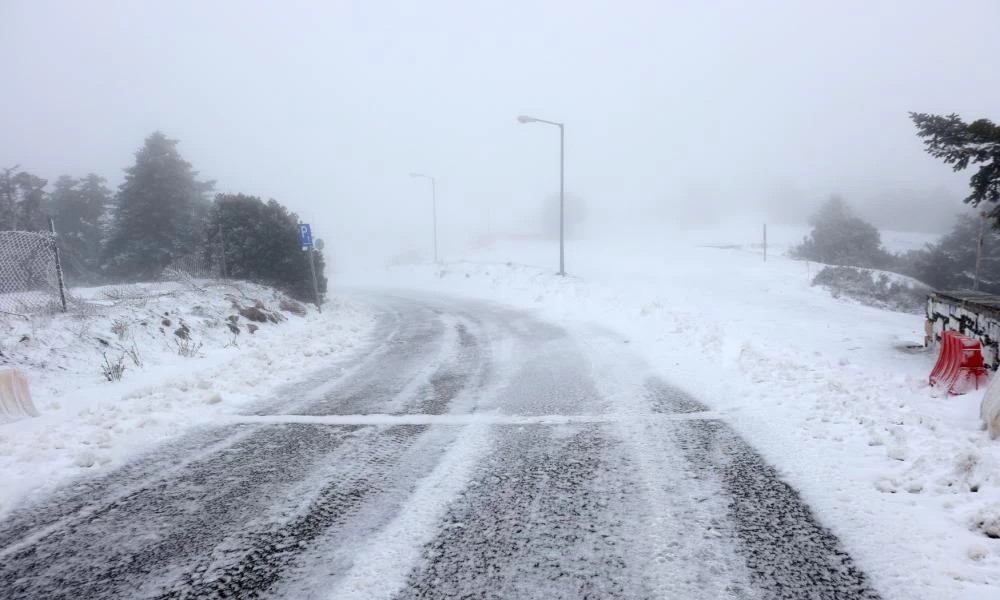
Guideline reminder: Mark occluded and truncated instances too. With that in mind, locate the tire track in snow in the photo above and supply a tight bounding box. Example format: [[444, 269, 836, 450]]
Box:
[[673, 419, 881, 600], [150, 424, 430, 599], [283, 304, 446, 416], [396, 423, 646, 599], [0, 297, 497, 599], [0, 424, 359, 600], [0, 424, 254, 553]]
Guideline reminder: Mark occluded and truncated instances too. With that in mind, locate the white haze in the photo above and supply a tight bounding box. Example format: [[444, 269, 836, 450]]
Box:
[[2, 0, 998, 270]]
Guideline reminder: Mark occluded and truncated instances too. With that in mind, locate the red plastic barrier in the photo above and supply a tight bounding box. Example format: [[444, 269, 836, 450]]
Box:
[[929, 331, 988, 395]]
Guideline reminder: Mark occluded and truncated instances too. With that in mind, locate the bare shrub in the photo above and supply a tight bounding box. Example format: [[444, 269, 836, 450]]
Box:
[[101, 352, 126, 382], [174, 337, 203, 358], [123, 339, 143, 368], [111, 319, 129, 339], [812, 266, 927, 313], [224, 333, 239, 349]]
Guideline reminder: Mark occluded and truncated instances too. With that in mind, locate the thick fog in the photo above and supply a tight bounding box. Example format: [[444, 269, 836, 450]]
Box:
[[2, 0, 998, 270]]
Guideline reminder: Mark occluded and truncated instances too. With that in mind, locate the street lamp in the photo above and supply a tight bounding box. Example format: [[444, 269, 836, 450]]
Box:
[[409, 172, 438, 263], [517, 114, 565, 276]]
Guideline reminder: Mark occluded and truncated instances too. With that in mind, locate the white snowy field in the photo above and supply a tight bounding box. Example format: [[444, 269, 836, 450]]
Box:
[[0, 280, 375, 517], [341, 222, 999, 600]]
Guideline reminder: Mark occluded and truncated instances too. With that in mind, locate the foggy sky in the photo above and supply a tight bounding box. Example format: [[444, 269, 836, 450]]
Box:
[[3, 0, 999, 269]]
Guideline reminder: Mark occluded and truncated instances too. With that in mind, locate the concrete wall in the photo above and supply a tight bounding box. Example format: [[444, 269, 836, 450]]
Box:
[[926, 295, 1000, 370]]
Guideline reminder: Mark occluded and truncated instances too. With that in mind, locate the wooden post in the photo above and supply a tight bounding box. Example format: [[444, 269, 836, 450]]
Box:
[[763, 223, 767, 262]]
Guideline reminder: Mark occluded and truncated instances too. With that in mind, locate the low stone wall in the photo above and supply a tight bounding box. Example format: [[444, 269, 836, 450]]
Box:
[[926, 291, 1000, 371]]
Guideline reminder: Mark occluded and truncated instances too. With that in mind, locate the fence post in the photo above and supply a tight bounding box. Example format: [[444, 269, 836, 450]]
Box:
[[48, 217, 68, 312]]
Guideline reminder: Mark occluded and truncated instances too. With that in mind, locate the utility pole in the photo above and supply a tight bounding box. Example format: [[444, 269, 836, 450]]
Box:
[[974, 213, 986, 291], [763, 223, 767, 262]]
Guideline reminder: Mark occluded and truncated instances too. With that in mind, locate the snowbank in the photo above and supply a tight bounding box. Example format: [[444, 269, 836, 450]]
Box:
[[0, 280, 375, 515], [341, 225, 1000, 600]]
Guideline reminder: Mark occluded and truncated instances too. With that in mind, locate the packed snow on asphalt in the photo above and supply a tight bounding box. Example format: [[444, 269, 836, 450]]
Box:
[[4, 292, 881, 599], [0, 224, 998, 600]]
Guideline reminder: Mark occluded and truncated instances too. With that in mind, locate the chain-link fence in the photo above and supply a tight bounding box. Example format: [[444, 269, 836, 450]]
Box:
[[0, 229, 67, 316], [166, 251, 223, 280]]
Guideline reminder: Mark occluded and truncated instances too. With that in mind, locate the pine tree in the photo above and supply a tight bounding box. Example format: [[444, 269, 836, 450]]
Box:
[[0, 167, 49, 231], [15, 172, 49, 231], [206, 194, 327, 302], [910, 112, 1000, 221], [904, 213, 1000, 293], [50, 174, 110, 282], [103, 132, 214, 279], [792, 196, 893, 268], [0, 167, 17, 229]]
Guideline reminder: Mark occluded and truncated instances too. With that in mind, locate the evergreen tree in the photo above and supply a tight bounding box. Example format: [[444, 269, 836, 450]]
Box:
[[0, 167, 49, 231], [15, 171, 49, 231], [103, 132, 214, 279], [0, 167, 18, 229], [792, 196, 893, 268], [50, 173, 110, 282], [910, 112, 1000, 221], [205, 193, 327, 302], [903, 213, 1000, 293]]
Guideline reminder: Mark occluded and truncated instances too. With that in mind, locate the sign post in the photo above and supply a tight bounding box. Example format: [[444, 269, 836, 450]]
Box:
[[299, 223, 322, 312]]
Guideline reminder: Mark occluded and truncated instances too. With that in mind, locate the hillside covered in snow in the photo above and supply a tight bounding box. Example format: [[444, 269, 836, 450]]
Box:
[[0, 279, 374, 515]]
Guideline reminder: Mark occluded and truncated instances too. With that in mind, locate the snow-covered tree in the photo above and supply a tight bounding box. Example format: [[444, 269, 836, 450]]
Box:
[[0, 167, 49, 231], [102, 132, 213, 279], [50, 174, 110, 282]]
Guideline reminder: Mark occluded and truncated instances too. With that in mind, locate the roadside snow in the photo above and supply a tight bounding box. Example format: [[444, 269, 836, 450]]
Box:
[[340, 223, 1000, 600], [0, 280, 375, 516]]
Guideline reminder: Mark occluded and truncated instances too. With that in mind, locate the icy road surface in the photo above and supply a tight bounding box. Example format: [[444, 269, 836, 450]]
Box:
[[0, 294, 881, 599]]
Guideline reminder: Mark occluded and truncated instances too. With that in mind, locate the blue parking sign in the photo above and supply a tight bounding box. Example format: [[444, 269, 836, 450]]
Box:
[[299, 223, 313, 249]]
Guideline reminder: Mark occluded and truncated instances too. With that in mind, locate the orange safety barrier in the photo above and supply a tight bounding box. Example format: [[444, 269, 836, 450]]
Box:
[[929, 331, 988, 395]]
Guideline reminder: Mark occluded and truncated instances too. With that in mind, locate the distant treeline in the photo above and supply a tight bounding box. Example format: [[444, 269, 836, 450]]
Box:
[[1, 132, 325, 302], [792, 196, 1000, 294]]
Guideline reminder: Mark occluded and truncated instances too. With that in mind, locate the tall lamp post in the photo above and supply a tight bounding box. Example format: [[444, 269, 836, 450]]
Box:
[[409, 172, 438, 263], [517, 114, 565, 276]]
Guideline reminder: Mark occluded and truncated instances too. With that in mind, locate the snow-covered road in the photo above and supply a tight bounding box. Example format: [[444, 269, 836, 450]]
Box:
[[0, 293, 881, 599]]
